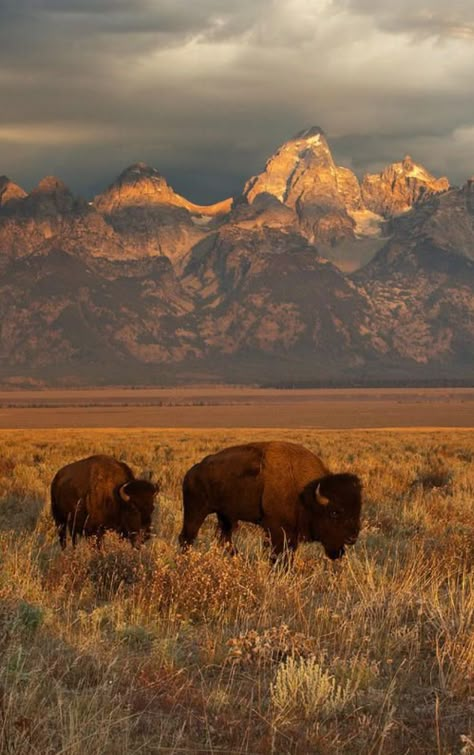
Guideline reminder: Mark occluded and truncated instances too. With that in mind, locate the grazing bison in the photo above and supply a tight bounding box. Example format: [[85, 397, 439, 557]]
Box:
[[51, 454, 159, 548], [179, 441, 362, 561]]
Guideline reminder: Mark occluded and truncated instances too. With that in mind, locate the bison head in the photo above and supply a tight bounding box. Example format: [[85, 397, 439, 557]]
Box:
[[117, 479, 159, 546], [307, 473, 362, 560]]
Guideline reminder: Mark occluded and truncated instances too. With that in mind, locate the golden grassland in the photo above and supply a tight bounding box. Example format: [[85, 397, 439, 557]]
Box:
[[0, 428, 472, 754]]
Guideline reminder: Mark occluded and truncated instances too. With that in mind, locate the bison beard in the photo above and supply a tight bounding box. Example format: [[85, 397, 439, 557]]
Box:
[[179, 441, 362, 562]]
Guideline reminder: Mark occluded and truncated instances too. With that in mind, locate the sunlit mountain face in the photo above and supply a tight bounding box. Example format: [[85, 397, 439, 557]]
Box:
[[0, 128, 472, 387]]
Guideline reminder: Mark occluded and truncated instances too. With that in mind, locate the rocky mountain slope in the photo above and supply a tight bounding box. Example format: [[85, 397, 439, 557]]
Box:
[[361, 155, 450, 218], [0, 128, 471, 386]]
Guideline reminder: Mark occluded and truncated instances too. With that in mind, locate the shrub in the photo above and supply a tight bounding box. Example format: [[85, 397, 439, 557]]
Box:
[[271, 656, 355, 720], [87, 538, 156, 600], [17, 601, 44, 633], [155, 545, 261, 622], [117, 624, 155, 651], [227, 624, 314, 667]]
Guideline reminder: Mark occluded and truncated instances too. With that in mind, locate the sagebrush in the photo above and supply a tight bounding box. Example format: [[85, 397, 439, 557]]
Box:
[[0, 428, 472, 753]]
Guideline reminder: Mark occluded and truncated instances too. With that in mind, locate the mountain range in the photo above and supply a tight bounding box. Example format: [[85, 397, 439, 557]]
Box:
[[0, 127, 472, 387]]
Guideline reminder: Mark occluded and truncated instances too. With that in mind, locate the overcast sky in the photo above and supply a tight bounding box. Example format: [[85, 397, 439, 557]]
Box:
[[1, 0, 473, 202]]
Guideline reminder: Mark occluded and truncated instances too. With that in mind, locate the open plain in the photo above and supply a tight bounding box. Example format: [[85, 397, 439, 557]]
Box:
[[0, 386, 472, 429], [0, 424, 473, 754]]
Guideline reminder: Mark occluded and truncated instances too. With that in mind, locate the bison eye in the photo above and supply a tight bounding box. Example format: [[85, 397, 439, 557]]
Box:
[[329, 510, 339, 519]]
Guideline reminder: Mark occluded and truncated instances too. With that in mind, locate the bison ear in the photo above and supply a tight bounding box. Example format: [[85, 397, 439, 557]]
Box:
[[118, 482, 131, 504], [315, 482, 330, 507]]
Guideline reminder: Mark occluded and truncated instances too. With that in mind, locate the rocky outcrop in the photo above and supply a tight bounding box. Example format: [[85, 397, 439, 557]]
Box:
[[0, 176, 27, 208], [361, 155, 450, 217], [240, 127, 362, 245]]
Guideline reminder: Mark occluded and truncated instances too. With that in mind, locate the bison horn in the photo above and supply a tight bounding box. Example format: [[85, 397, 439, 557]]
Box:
[[118, 483, 131, 503], [315, 483, 330, 506]]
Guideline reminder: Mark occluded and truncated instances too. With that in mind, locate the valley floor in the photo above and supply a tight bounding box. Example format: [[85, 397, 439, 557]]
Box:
[[0, 386, 472, 428], [0, 428, 473, 753]]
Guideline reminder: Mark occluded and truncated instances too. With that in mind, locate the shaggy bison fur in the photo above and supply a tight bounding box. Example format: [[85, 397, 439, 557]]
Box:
[[179, 441, 362, 561], [51, 454, 158, 548]]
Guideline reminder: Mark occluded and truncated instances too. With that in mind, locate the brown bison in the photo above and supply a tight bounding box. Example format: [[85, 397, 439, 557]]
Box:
[[179, 441, 362, 561], [51, 454, 159, 548]]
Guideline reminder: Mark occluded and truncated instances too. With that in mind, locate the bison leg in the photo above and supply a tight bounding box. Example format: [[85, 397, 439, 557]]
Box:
[[265, 526, 296, 567], [179, 508, 208, 550], [92, 528, 105, 550], [216, 514, 238, 555], [68, 506, 85, 548], [69, 520, 79, 547], [57, 523, 67, 550]]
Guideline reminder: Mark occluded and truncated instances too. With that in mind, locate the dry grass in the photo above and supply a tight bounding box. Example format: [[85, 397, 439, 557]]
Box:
[[0, 428, 472, 754]]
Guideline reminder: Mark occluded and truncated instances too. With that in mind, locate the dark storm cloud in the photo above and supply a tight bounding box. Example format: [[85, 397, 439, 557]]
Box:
[[0, 0, 473, 202], [0, 0, 271, 44], [333, 0, 474, 40]]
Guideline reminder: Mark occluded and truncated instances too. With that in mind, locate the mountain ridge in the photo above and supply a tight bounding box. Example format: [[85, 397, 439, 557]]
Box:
[[0, 127, 471, 387]]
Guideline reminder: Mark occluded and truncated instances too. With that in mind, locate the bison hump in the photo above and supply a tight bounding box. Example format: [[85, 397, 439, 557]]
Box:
[[204, 444, 263, 479]]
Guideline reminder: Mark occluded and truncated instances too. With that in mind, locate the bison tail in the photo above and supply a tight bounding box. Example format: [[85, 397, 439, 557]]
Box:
[[50, 488, 68, 549], [50, 490, 61, 525]]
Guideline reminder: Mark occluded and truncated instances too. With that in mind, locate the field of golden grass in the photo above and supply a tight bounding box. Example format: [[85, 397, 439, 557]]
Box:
[[0, 428, 472, 754]]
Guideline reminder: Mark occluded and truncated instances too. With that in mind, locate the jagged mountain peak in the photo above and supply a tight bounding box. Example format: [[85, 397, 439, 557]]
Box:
[[95, 162, 232, 223], [16, 176, 78, 217], [389, 155, 446, 184], [243, 126, 337, 207], [292, 125, 326, 141], [240, 126, 363, 245], [361, 156, 450, 217], [117, 162, 164, 182], [94, 161, 182, 213], [278, 125, 333, 163], [127, 161, 152, 171], [365, 154, 449, 184], [0, 176, 27, 207], [33, 176, 72, 195]]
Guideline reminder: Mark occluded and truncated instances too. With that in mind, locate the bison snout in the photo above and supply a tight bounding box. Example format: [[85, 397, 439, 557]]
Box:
[[326, 546, 345, 560]]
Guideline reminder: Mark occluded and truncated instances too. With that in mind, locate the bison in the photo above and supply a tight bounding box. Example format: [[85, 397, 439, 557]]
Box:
[[179, 441, 362, 561], [51, 454, 159, 548]]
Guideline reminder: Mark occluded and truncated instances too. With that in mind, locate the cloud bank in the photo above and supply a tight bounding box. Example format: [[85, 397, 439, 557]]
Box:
[[0, 0, 473, 201]]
